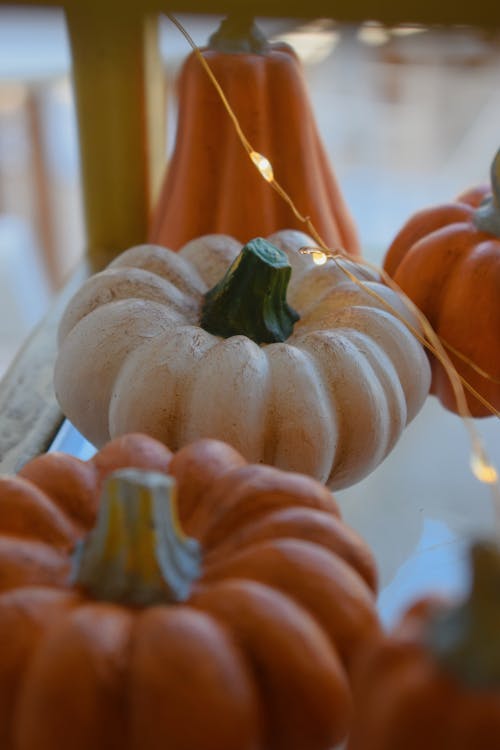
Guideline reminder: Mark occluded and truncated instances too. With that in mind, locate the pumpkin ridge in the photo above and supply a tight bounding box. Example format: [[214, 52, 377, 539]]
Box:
[[268, 54, 332, 237], [293, 329, 392, 488], [0, 587, 81, 749], [262, 53, 291, 231], [187, 463, 339, 542], [340, 307, 429, 422], [58, 267, 200, 343], [204, 506, 377, 591], [55, 299, 182, 447], [202, 537, 379, 669], [393, 224, 481, 324], [130, 604, 261, 750], [178, 233, 241, 288], [0, 536, 70, 595], [211, 61, 249, 232], [178, 333, 271, 460], [264, 341, 337, 481], [108, 325, 218, 448], [19, 452, 99, 528], [0, 476, 78, 549], [431, 240, 500, 391], [330, 328, 407, 457], [16, 604, 134, 750], [383, 203, 474, 276], [426, 233, 491, 348], [191, 577, 352, 750], [110, 243, 206, 297], [166, 438, 248, 526], [220, 58, 278, 236]]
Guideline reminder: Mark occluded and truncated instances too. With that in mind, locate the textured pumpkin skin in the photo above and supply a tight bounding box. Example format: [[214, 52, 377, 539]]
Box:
[[348, 598, 500, 750], [149, 42, 360, 255], [0, 434, 379, 750], [383, 185, 500, 417], [55, 230, 431, 490]]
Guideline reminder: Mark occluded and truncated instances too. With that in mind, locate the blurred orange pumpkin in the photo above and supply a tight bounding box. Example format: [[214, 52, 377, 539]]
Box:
[[348, 540, 500, 750], [383, 149, 500, 417]]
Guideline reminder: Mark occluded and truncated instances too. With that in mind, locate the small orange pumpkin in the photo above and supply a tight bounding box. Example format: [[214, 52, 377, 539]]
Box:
[[0, 434, 379, 750], [348, 540, 500, 750], [383, 149, 500, 416], [149, 15, 359, 254]]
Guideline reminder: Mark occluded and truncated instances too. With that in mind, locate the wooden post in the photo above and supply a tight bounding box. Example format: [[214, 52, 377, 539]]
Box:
[[65, 3, 165, 271]]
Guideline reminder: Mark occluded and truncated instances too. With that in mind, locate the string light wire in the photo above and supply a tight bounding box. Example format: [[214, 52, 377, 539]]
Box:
[[166, 12, 500, 521], [166, 12, 329, 251]]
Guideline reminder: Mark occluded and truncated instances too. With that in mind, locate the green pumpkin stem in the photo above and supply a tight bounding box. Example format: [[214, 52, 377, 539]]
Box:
[[473, 149, 500, 237], [427, 539, 500, 689], [208, 14, 269, 54], [71, 469, 201, 606], [200, 237, 300, 344]]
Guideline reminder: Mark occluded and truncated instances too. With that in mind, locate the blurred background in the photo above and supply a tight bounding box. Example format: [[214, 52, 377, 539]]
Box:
[[1, 7, 500, 624]]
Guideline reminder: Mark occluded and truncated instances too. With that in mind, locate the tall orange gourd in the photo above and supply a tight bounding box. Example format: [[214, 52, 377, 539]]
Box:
[[149, 15, 360, 254]]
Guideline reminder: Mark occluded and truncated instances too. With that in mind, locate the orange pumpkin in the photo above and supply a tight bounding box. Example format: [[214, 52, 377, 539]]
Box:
[[348, 540, 500, 750], [383, 149, 500, 417], [149, 16, 359, 255], [0, 434, 379, 750]]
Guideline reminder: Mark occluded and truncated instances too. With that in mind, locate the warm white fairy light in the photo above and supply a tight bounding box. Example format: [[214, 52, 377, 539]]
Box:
[[471, 452, 499, 485], [311, 250, 328, 265], [250, 151, 274, 182]]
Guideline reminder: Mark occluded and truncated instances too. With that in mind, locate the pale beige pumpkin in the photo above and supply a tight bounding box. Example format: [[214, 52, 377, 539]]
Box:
[[55, 230, 430, 490]]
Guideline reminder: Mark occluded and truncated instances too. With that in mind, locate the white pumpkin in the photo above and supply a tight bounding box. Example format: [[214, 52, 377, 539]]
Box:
[[55, 231, 431, 490]]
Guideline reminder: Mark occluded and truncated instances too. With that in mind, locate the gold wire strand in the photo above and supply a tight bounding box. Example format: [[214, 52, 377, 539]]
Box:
[[166, 12, 330, 251], [166, 13, 499, 521], [439, 339, 500, 386], [166, 13, 254, 155]]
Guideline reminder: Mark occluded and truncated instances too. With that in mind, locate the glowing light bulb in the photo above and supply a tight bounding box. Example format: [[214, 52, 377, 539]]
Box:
[[471, 453, 499, 484], [250, 151, 274, 182], [311, 251, 327, 265]]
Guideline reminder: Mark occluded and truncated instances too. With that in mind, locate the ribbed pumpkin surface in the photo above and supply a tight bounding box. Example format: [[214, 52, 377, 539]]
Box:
[[149, 43, 359, 254]]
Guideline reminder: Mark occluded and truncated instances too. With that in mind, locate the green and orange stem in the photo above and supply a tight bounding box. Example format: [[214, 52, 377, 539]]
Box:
[[208, 14, 269, 54], [473, 149, 500, 237], [71, 469, 201, 606], [427, 539, 500, 689], [200, 237, 300, 344]]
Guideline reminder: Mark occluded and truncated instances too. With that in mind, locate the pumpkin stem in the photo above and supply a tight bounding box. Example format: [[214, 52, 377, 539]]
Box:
[[71, 469, 201, 606], [200, 237, 300, 344], [473, 149, 500, 237], [426, 539, 500, 688], [208, 14, 269, 54]]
